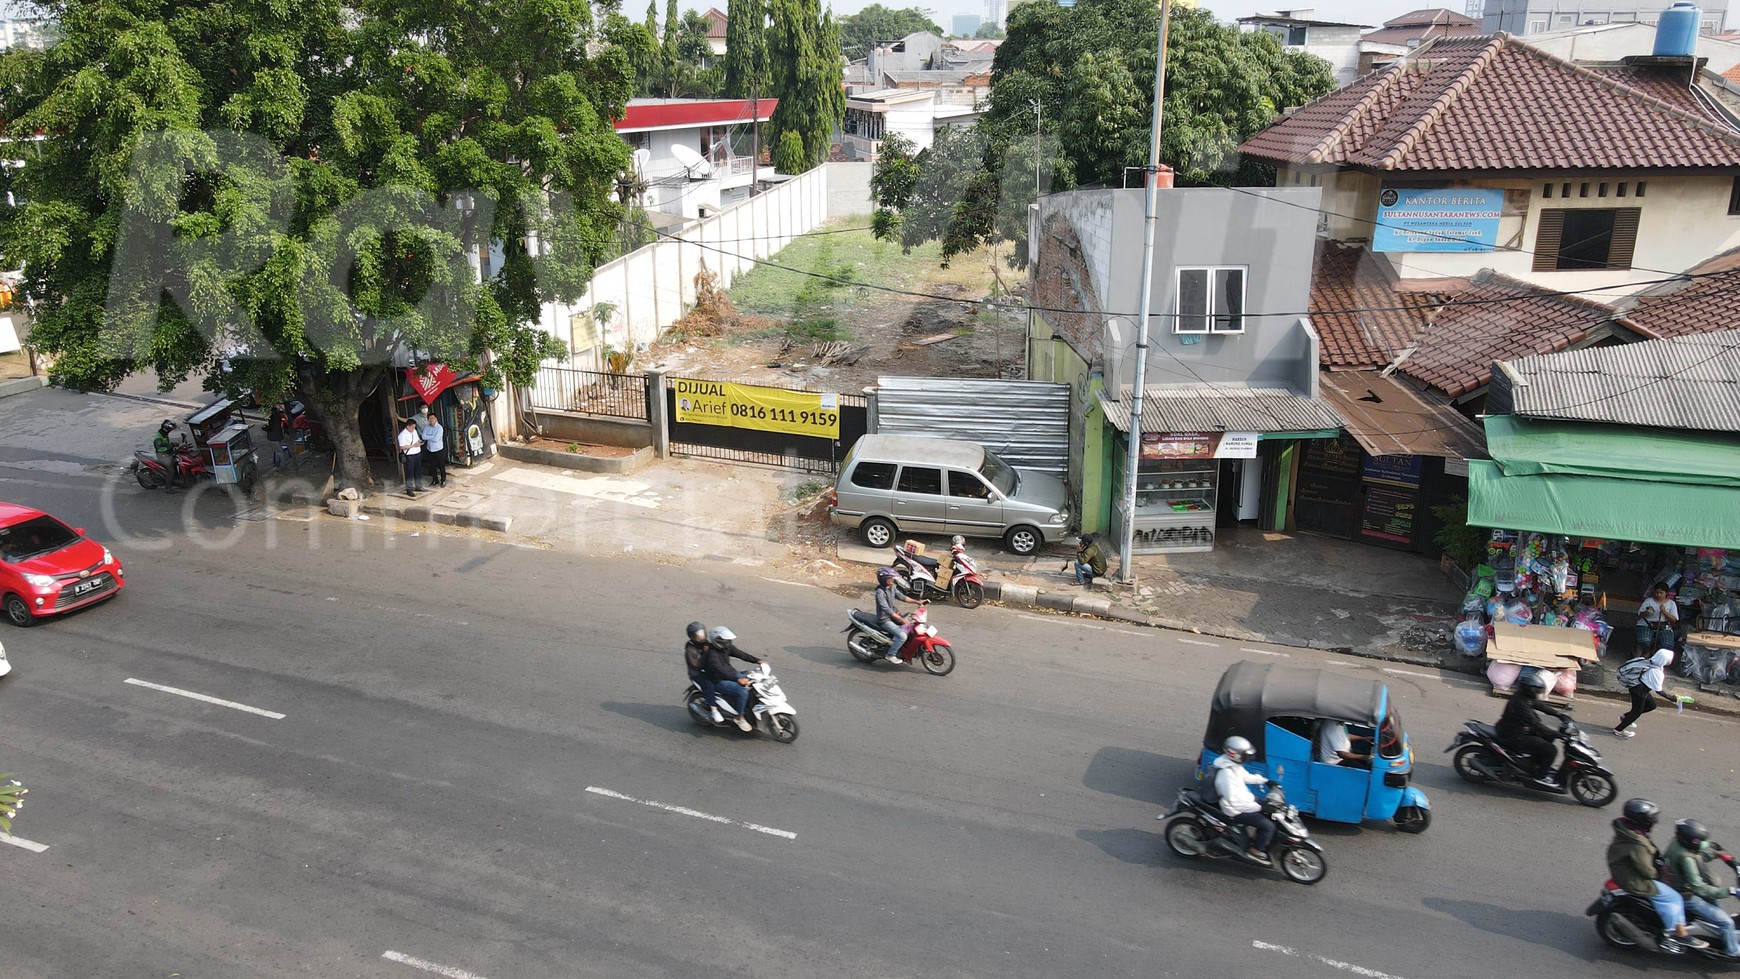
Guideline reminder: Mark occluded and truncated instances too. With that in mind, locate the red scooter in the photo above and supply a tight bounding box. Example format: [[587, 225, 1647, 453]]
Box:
[[891, 537, 986, 609], [843, 603, 957, 675], [130, 437, 213, 490]]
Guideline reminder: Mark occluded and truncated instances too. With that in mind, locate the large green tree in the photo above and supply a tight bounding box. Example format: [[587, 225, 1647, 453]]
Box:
[[723, 0, 771, 100], [766, 0, 844, 173], [839, 4, 943, 61], [871, 0, 1334, 264], [1, 0, 635, 492]]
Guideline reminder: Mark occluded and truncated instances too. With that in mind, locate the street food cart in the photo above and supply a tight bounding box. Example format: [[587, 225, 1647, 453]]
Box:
[[204, 424, 258, 489]]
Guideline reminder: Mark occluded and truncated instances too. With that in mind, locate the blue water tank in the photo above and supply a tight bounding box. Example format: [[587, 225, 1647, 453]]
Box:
[[1653, 2, 1702, 57]]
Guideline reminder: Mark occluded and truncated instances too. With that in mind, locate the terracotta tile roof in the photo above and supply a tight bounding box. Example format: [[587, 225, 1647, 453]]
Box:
[[1384, 7, 1478, 28], [1361, 24, 1479, 46], [1396, 270, 1631, 397], [1725, 62, 1740, 85], [1309, 240, 1438, 369], [1624, 261, 1740, 339], [1240, 34, 1740, 173]]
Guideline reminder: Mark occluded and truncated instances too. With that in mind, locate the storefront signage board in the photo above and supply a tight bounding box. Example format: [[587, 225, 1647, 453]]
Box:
[[1140, 431, 1260, 460], [1362, 453, 1423, 488], [1373, 188, 1503, 253]]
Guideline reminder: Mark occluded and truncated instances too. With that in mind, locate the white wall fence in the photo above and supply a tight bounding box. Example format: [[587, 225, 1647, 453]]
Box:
[[540, 164, 831, 369]]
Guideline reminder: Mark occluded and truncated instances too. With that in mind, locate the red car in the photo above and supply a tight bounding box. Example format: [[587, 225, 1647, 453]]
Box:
[[0, 502, 126, 626]]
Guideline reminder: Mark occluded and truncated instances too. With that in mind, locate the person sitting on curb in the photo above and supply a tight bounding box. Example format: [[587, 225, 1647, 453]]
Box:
[[1063, 534, 1108, 589]]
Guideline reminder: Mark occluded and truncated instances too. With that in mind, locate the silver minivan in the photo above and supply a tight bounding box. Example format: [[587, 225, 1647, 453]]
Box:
[[829, 434, 1071, 555]]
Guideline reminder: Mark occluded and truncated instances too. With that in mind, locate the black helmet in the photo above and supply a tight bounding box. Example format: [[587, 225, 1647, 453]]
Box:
[[1517, 672, 1549, 698], [1676, 818, 1710, 848], [686, 621, 706, 641], [1623, 798, 1661, 832], [159, 419, 176, 432]]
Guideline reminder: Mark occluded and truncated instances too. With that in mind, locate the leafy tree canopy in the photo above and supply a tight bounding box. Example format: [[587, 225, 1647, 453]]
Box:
[[871, 0, 1333, 264], [839, 4, 943, 61], [766, 0, 844, 172], [973, 21, 1005, 39], [723, 0, 772, 99], [1, 0, 636, 491]]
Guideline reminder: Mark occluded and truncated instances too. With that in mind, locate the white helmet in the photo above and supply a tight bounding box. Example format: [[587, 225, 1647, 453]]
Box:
[[1223, 735, 1255, 762], [707, 626, 736, 646]]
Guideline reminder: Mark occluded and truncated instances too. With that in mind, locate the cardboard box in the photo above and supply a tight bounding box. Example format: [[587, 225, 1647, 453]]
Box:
[[1487, 622, 1599, 670]]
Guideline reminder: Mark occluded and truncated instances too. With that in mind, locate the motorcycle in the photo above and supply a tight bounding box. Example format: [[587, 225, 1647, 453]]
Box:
[[1588, 849, 1740, 959], [1446, 717, 1619, 808], [130, 438, 212, 490], [890, 539, 986, 609], [684, 662, 799, 743], [843, 604, 956, 676], [0, 640, 9, 679], [1159, 775, 1328, 885]]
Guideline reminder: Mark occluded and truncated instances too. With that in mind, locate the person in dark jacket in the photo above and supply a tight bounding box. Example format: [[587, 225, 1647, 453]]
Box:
[[701, 625, 764, 732], [1665, 818, 1740, 959], [1063, 534, 1109, 589], [683, 621, 724, 725], [266, 402, 293, 469], [1607, 798, 1708, 953], [1495, 672, 1566, 782]]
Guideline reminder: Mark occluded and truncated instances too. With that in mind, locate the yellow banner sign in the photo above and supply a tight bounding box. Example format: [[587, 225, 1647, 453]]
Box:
[[673, 378, 841, 439]]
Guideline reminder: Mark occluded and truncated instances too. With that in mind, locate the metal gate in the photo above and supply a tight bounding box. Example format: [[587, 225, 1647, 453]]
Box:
[[667, 378, 869, 474], [873, 377, 1070, 477]]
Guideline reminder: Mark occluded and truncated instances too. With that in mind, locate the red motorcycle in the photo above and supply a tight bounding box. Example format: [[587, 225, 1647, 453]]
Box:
[[130, 438, 214, 490], [891, 537, 986, 609], [843, 603, 957, 675]]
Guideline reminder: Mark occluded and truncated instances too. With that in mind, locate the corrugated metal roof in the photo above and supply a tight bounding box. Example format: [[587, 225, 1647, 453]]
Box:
[[1099, 384, 1347, 435], [1493, 330, 1740, 433], [1320, 370, 1486, 460], [875, 377, 1070, 476]]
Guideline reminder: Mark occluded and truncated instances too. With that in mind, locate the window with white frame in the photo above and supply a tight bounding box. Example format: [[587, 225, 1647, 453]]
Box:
[[1175, 267, 1247, 334]]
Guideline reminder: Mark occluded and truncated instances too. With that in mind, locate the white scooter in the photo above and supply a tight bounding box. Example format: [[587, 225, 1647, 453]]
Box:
[[685, 663, 799, 743], [0, 640, 10, 678]]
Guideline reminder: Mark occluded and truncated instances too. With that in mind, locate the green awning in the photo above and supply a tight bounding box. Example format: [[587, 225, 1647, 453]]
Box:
[[1484, 415, 1740, 487], [1466, 459, 1740, 549]]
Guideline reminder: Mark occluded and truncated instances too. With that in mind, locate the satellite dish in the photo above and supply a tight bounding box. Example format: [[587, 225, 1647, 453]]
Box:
[[669, 143, 713, 178], [632, 147, 650, 174]]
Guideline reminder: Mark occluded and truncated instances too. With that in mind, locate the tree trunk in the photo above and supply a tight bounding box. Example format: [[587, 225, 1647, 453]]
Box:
[[296, 362, 387, 494]]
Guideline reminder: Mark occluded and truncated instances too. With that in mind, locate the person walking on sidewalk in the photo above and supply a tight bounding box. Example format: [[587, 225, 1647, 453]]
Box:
[[1613, 648, 1691, 738], [417, 407, 447, 487], [397, 417, 424, 496], [1064, 534, 1108, 589], [266, 402, 293, 469]]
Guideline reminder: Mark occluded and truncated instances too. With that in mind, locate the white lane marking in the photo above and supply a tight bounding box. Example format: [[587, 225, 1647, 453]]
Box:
[[1015, 612, 1064, 625], [0, 832, 49, 853], [757, 576, 815, 588], [1079, 624, 1106, 630], [1241, 647, 1290, 657], [1382, 667, 1485, 688], [382, 950, 491, 979], [1253, 940, 1410, 979], [1175, 637, 1220, 647], [1326, 659, 1352, 666], [584, 786, 796, 840], [123, 678, 286, 720]]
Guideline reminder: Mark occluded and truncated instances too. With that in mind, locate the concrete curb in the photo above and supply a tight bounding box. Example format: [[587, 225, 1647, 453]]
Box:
[[498, 443, 652, 475], [0, 376, 47, 399], [272, 486, 513, 533], [981, 577, 1740, 720]]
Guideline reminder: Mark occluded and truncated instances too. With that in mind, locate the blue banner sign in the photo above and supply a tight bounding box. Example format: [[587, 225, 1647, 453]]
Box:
[[1373, 188, 1503, 253]]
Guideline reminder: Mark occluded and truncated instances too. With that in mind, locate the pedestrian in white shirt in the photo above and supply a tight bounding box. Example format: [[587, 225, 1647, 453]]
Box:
[[417, 407, 447, 487], [397, 417, 424, 496], [1636, 584, 1680, 652]]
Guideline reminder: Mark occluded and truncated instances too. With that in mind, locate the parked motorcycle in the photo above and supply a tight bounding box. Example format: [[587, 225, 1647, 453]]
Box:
[[843, 604, 957, 675], [1588, 849, 1739, 959], [130, 433, 255, 493], [684, 662, 799, 743], [1446, 717, 1618, 807], [890, 538, 986, 609], [0, 640, 10, 679], [1159, 776, 1328, 885]]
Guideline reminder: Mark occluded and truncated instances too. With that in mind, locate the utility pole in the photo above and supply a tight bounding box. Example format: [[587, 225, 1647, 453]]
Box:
[[1031, 98, 1042, 199], [1116, 0, 1173, 586]]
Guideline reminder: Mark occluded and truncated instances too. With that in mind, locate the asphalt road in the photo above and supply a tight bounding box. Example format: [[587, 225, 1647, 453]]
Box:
[[5, 468, 1740, 979]]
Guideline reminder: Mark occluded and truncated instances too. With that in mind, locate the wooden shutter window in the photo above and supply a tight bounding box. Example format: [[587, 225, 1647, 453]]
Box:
[[1533, 209, 1566, 271], [1606, 207, 1642, 270]]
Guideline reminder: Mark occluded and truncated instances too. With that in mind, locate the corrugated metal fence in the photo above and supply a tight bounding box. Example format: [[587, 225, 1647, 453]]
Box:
[[873, 377, 1070, 477]]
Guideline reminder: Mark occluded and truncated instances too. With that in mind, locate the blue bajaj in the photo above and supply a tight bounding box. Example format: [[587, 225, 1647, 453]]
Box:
[[1195, 661, 1431, 835]]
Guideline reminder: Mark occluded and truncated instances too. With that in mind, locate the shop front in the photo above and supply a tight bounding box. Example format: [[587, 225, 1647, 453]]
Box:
[[1099, 385, 1346, 555], [1463, 415, 1740, 684], [403, 363, 498, 469]]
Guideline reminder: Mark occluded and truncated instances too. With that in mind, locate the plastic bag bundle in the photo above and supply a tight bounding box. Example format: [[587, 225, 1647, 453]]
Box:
[[1487, 661, 1522, 690], [1455, 619, 1488, 658], [1553, 669, 1578, 697], [1505, 601, 1533, 625]]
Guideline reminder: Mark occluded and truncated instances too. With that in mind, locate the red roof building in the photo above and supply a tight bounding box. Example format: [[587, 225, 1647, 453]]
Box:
[[613, 98, 777, 133]]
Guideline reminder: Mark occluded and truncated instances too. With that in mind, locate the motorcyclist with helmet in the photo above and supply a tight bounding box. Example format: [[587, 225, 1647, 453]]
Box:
[[1665, 818, 1740, 960], [683, 622, 725, 724], [1212, 735, 1276, 862], [1496, 671, 1569, 785], [153, 419, 182, 490], [699, 625, 765, 732], [1608, 798, 1711, 953], [873, 566, 920, 663]]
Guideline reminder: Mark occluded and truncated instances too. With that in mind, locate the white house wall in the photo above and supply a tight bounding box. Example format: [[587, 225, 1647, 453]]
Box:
[[1522, 22, 1740, 72]]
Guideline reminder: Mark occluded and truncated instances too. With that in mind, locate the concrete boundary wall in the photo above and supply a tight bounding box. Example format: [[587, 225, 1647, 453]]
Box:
[[539, 165, 831, 369]]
